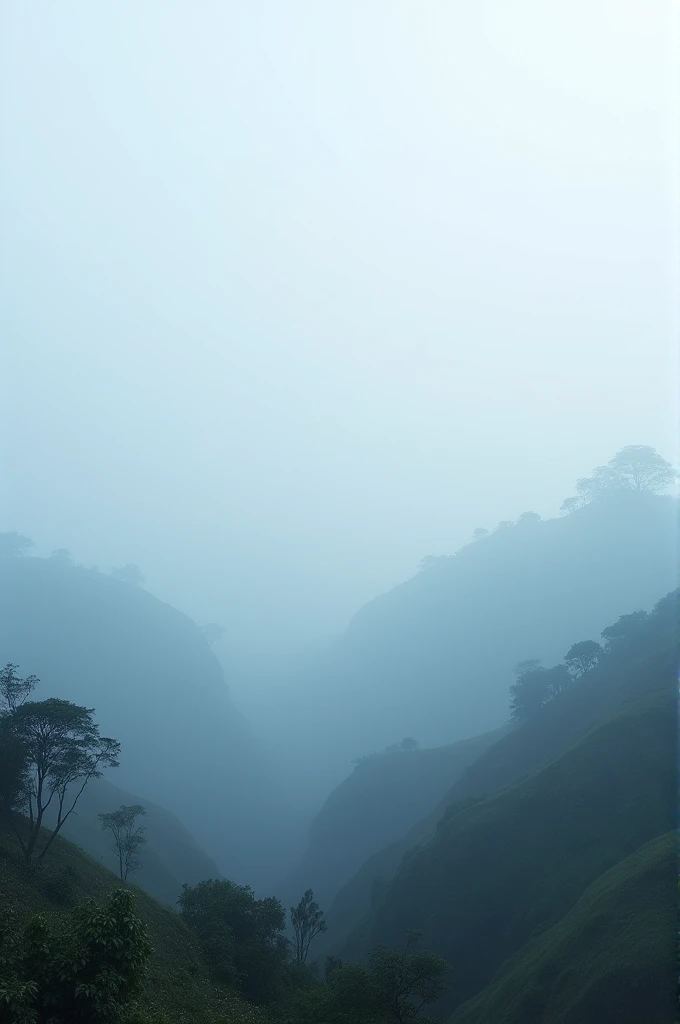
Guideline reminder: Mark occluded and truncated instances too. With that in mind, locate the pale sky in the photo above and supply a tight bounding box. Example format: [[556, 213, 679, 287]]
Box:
[[1, 1, 677, 675]]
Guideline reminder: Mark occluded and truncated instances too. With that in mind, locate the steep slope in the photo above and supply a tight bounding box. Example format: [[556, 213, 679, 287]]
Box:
[[450, 832, 676, 1024], [342, 595, 676, 1016], [0, 555, 281, 886], [280, 494, 677, 799], [284, 728, 504, 910], [322, 591, 677, 955], [43, 776, 221, 906], [0, 821, 263, 1024]]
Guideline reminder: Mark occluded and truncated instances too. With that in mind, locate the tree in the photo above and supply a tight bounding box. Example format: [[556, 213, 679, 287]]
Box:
[[179, 878, 287, 1003], [110, 564, 145, 586], [564, 640, 602, 676], [399, 737, 419, 751], [608, 444, 677, 492], [48, 548, 73, 566], [0, 888, 152, 1024], [366, 943, 450, 1023], [517, 511, 541, 525], [496, 520, 513, 530], [201, 622, 226, 646], [291, 889, 327, 964], [509, 662, 549, 719], [472, 527, 489, 540], [9, 698, 120, 863], [561, 445, 676, 512], [0, 532, 34, 559], [600, 610, 647, 650], [0, 664, 38, 714], [98, 804, 147, 882]]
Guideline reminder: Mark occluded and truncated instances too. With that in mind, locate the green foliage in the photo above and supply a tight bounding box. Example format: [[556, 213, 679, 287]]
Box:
[[282, 942, 449, 1024], [0, 888, 152, 1023], [600, 609, 647, 650], [290, 889, 327, 963], [99, 804, 148, 882], [179, 878, 287, 1004]]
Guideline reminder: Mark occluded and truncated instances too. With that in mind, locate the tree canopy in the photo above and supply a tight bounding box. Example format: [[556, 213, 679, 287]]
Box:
[[291, 889, 327, 964], [561, 446, 676, 512]]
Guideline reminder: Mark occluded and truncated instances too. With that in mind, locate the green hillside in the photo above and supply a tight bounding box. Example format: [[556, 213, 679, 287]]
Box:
[[450, 832, 676, 1024], [335, 593, 676, 1016], [283, 727, 504, 910], [0, 821, 264, 1024], [326, 591, 676, 960], [42, 776, 221, 907]]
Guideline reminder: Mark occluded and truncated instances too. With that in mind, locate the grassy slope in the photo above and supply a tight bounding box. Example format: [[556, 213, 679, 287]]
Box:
[[284, 727, 505, 911], [450, 832, 677, 1024], [0, 822, 264, 1024], [330, 600, 676, 961], [43, 775, 221, 907]]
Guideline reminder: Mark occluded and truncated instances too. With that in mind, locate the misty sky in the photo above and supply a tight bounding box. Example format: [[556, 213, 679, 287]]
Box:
[[1, 2, 677, 682]]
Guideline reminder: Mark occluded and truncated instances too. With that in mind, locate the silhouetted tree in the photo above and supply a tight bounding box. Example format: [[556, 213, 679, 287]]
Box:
[[110, 564, 145, 586], [600, 610, 647, 650], [291, 889, 327, 964], [564, 640, 602, 676], [472, 527, 489, 540], [49, 548, 73, 566], [399, 737, 419, 751], [0, 664, 38, 714], [509, 662, 550, 719], [9, 697, 120, 863], [561, 446, 676, 512], [0, 532, 34, 558], [98, 804, 147, 882], [517, 511, 541, 524]]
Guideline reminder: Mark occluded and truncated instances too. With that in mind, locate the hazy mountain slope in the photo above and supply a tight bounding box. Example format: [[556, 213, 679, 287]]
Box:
[[285, 495, 677, 797], [284, 727, 504, 909], [342, 598, 676, 1016], [450, 832, 676, 1024], [0, 556, 281, 886], [322, 592, 676, 956], [43, 776, 221, 906]]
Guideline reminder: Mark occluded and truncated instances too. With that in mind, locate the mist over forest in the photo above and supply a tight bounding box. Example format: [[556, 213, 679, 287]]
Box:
[[1, 3, 677, 1024]]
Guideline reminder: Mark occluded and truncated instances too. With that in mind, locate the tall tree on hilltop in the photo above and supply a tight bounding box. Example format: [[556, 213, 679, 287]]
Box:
[[291, 888, 327, 964], [561, 445, 676, 512]]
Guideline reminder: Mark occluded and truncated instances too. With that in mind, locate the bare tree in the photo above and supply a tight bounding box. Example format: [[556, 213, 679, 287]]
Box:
[[290, 889, 327, 963], [99, 804, 147, 881]]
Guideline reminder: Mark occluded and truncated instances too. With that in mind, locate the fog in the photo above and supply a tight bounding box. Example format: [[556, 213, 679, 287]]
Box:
[[1, 1, 677, 712]]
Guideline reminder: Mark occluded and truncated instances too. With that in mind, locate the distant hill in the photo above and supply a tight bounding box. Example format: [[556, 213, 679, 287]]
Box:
[[337, 592, 676, 1018], [43, 776, 221, 907], [279, 494, 677, 801], [0, 555, 283, 887], [283, 727, 504, 910]]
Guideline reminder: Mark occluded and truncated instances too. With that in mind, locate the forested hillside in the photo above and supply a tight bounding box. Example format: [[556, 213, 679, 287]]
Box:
[[0, 555, 281, 886], [337, 591, 676, 1019], [275, 492, 677, 800]]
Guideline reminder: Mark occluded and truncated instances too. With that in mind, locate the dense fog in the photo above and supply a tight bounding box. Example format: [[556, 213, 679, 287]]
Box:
[[0, 3, 677, 999]]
